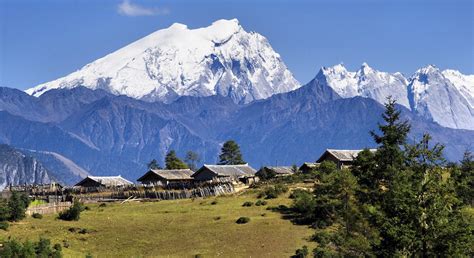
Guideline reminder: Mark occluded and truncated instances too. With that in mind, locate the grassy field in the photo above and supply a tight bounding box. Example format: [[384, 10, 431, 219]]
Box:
[[1, 190, 315, 257]]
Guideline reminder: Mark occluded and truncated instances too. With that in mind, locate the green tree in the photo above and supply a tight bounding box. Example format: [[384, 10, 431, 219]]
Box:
[[452, 150, 474, 206], [147, 159, 162, 170], [311, 169, 377, 256], [8, 191, 30, 221], [184, 150, 201, 171], [58, 200, 83, 221], [218, 140, 245, 165], [165, 150, 188, 170]]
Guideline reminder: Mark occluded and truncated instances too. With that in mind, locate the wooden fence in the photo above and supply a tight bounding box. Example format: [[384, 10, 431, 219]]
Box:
[[26, 202, 72, 216], [74, 183, 235, 202]]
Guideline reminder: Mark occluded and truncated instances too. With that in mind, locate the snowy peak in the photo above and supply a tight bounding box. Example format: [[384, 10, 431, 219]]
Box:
[[316, 63, 473, 130], [316, 63, 410, 108], [26, 19, 300, 104], [407, 65, 473, 130]]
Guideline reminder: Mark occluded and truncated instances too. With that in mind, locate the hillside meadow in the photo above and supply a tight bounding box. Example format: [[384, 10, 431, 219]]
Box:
[[1, 189, 315, 257]]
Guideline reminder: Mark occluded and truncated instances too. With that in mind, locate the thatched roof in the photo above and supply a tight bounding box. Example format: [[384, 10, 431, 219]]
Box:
[[138, 169, 194, 181], [261, 166, 294, 175], [317, 149, 377, 162], [196, 164, 257, 178], [75, 176, 133, 187]]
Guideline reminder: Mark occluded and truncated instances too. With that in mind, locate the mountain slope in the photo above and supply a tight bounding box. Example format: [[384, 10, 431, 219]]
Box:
[[316, 64, 473, 130], [0, 144, 52, 190], [26, 19, 300, 104]]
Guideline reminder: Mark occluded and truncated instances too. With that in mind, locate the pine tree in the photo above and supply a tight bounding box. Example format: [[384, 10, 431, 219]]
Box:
[[218, 140, 245, 165], [165, 150, 188, 169], [8, 191, 29, 221], [184, 151, 200, 171], [452, 150, 474, 206], [147, 159, 161, 170]]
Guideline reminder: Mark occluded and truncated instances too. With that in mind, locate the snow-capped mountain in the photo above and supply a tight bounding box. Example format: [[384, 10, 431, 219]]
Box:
[[408, 65, 473, 130], [316, 63, 473, 130], [26, 19, 300, 104], [316, 63, 410, 108]]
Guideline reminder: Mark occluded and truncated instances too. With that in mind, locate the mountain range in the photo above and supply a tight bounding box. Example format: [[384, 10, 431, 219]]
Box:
[[0, 19, 472, 185]]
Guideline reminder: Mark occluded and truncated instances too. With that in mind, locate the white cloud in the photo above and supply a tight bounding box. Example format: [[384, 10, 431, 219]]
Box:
[[117, 0, 169, 17]]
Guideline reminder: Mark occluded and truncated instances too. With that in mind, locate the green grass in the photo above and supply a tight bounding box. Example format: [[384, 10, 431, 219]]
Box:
[[2, 192, 314, 257]]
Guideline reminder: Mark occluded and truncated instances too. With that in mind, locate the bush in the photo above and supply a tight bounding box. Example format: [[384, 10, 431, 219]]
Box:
[[255, 200, 267, 206], [236, 217, 250, 224], [289, 189, 311, 199], [58, 200, 83, 221], [242, 201, 253, 207], [0, 221, 9, 230], [0, 237, 62, 257], [261, 184, 289, 199], [98, 203, 107, 208], [32, 213, 43, 219], [292, 245, 309, 258], [210, 200, 218, 205]]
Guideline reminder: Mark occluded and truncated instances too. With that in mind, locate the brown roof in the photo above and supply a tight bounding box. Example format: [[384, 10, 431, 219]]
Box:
[[138, 169, 194, 181], [195, 164, 257, 178], [75, 176, 132, 187], [261, 166, 294, 175], [317, 149, 377, 162]]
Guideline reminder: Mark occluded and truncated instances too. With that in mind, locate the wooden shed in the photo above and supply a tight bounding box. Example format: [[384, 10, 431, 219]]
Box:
[[74, 176, 133, 188], [137, 169, 194, 187], [316, 149, 376, 169], [192, 164, 258, 185]]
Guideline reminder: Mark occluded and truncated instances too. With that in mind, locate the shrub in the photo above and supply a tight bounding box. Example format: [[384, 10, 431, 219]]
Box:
[[255, 200, 267, 206], [210, 200, 218, 205], [58, 200, 83, 221], [236, 217, 250, 224], [98, 203, 107, 208], [0, 221, 9, 230], [261, 184, 288, 199], [32, 213, 43, 219], [0, 237, 62, 257], [289, 189, 311, 199], [242, 201, 253, 207], [292, 245, 309, 258]]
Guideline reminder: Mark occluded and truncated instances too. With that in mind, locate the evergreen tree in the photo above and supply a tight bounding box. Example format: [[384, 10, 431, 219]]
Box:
[[184, 151, 200, 171], [165, 150, 188, 169], [218, 140, 245, 165], [311, 169, 377, 257], [453, 150, 474, 206], [8, 191, 30, 221], [147, 159, 161, 170]]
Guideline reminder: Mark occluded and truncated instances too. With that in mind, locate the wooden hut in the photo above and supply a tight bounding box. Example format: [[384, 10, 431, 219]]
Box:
[[192, 164, 258, 185], [137, 169, 194, 187], [299, 162, 320, 174], [256, 166, 294, 179], [316, 149, 376, 169], [74, 176, 132, 188]]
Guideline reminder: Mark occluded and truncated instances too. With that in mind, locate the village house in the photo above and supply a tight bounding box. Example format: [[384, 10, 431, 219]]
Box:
[[316, 149, 376, 169], [299, 162, 320, 174], [256, 166, 294, 179], [192, 164, 258, 185], [74, 176, 133, 188], [137, 169, 194, 187]]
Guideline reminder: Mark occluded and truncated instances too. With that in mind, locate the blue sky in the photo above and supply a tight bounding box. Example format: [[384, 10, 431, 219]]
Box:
[[1, 0, 473, 89]]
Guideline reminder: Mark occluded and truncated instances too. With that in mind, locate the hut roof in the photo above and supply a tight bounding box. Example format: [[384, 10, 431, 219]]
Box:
[[75, 176, 132, 187], [196, 164, 257, 177], [317, 149, 377, 162], [263, 166, 294, 175], [138, 169, 194, 181], [300, 162, 319, 168]]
